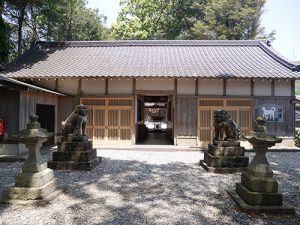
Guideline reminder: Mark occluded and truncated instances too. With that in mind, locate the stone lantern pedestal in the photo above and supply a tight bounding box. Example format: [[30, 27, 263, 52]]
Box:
[[228, 117, 295, 214], [2, 115, 60, 205]]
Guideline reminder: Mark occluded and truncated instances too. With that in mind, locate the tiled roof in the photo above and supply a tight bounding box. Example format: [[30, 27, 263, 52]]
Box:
[[2, 40, 300, 79]]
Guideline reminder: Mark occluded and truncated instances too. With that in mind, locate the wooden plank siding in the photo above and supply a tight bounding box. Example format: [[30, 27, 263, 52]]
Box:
[[176, 97, 198, 136], [253, 96, 295, 136]]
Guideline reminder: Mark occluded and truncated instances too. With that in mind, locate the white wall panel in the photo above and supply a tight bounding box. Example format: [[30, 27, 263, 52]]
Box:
[[136, 78, 174, 91], [254, 80, 271, 96], [33, 79, 56, 90], [57, 79, 78, 95], [177, 79, 196, 95], [227, 79, 251, 96], [108, 78, 132, 95], [82, 79, 105, 96], [274, 80, 291, 96], [198, 79, 223, 95]]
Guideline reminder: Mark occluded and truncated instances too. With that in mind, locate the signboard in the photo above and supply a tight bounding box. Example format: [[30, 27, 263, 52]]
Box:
[[254, 104, 283, 122]]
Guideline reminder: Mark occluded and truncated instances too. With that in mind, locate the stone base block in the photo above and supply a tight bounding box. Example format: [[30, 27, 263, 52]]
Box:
[[200, 160, 247, 174], [52, 149, 97, 162], [15, 168, 54, 188], [241, 171, 278, 193], [58, 141, 92, 152], [236, 183, 283, 206], [208, 144, 245, 156], [8, 179, 58, 201], [228, 190, 295, 215], [204, 152, 249, 168], [48, 157, 101, 171], [213, 140, 240, 147]]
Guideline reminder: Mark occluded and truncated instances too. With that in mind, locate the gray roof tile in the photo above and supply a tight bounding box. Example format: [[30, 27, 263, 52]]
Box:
[[1, 40, 300, 79]]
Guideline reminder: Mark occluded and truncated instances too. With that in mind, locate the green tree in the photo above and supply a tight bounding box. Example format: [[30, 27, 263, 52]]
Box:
[[0, 0, 11, 63], [187, 0, 274, 40], [37, 0, 107, 41], [112, 0, 274, 40], [112, 0, 194, 40]]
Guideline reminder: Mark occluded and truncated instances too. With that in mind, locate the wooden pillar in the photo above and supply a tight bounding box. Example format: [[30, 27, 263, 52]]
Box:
[[105, 78, 108, 95], [195, 78, 199, 96], [251, 79, 254, 96], [132, 78, 136, 144], [174, 78, 177, 145], [271, 79, 275, 97], [291, 79, 295, 96], [77, 78, 82, 96], [223, 79, 226, 96], [55, 79, 58, 92]]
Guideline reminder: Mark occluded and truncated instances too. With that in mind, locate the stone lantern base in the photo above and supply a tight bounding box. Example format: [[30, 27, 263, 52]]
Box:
[[48, 137, 101, 171], [2, 164, 61, 205], [200, 140, 249, 173], [228, 170, 295, 214]]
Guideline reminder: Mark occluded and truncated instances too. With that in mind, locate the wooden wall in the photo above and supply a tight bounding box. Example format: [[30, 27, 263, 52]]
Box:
[[176, 97, 197, 136], [253, 96, 294, 136], [0, 87, 20, 136]]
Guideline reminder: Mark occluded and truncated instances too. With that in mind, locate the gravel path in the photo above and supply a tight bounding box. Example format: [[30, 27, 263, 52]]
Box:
[[0, 150, 299, 225]]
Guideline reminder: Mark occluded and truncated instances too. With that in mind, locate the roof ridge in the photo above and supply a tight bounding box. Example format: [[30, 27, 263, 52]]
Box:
[[259, 42, 300, 72], [36, 39, 267, 48]]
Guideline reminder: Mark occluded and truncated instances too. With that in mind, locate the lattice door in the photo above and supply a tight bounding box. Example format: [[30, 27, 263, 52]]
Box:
[[81, 98, 133, 144], [198, 98, 252, 146]]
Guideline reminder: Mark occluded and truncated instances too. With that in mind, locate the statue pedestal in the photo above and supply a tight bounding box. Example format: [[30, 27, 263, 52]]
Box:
[[200, 140, 249, 173], [48, 137, 101, 171], [228, 131, 295, 214]]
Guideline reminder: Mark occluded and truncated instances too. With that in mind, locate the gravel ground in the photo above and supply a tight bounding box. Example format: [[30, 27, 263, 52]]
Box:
[[0, 149, 299, 225]]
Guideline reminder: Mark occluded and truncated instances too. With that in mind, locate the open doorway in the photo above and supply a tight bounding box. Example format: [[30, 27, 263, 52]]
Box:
[[136, 95, 173, 145], [36, 104, 55, 146]]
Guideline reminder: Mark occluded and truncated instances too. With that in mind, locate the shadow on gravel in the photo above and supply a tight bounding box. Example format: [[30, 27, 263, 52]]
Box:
[[0, 152, 300, 224]]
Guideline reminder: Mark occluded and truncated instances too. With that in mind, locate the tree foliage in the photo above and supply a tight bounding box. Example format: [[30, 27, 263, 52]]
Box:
[[112, 0, 274, 41], [1, 0, 108, 63]]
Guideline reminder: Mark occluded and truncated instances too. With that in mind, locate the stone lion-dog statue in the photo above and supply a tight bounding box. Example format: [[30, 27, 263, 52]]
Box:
[[213, 110, 240, 141], [62, 104, 88, 137]]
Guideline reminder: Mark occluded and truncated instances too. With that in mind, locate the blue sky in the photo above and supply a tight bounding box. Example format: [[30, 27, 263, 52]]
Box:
[[87, 0, 300, 62]]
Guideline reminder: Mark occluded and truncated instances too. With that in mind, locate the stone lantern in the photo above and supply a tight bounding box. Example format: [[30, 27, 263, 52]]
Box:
[[4, 115, 60, 204], [228, 117, 295, 214]]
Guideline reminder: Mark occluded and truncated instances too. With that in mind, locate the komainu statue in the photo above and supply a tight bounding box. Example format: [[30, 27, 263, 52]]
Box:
[[62, 104, 88, 137], [213, 110, 240, 141]]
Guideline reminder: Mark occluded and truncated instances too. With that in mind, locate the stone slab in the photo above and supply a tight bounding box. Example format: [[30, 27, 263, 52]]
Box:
[[15, 168, 54, 188], [236, 183, 283, 206], [204, 152, 249, 168], [241, 171, 278, 193], [52, 149, 97, 162], [199, 160, 247, 174], [228, 190, 295, 215], [208, 144, 245, 156], [8, 179, 58, 200], [48, 157, 101, 171]]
